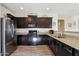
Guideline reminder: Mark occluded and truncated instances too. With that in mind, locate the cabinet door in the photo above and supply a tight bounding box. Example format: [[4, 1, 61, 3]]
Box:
[[41, 35, 49, 45], [42, 35, 48, 45], [28, 16, 37, 24], [37, 17, 52, 28], [21, 36, 28, 45], [48, 37, 57, 55], [49, 37, 53, 48], [17, 35, 29, 45], [27, 15, 37, 28], [55, 41, 72, 56], [51, 39, 57, 55], [38, 35, 45, 45], [17, 35, 22, 45], [16, 17, 28, 28]]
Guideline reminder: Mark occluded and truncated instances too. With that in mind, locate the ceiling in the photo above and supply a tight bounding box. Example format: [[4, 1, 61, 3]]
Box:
[[1, 3, 79, 17]]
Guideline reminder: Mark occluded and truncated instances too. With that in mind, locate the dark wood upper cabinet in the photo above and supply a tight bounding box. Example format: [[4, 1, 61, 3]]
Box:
[[27, 15, 37, 28], [16, 16, 52, 28], [28, 15, 37, 23], [16, 17, 28, 28], [37, 17, 52, 28]]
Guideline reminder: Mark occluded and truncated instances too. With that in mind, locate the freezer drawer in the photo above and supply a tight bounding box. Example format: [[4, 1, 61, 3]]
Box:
[[5, 40, 17, 56]]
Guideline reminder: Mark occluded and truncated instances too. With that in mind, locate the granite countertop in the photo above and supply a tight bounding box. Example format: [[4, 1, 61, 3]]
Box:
[[47, 34, 79, 51]]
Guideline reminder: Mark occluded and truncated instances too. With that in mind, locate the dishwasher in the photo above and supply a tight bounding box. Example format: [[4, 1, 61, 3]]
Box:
[[56, 40, 73, 56], [28, 30, 38, 45], [62, 43, 73, 56]]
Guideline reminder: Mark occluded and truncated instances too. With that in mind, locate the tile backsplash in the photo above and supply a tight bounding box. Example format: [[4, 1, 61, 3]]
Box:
[[16, 28, 52, 35]]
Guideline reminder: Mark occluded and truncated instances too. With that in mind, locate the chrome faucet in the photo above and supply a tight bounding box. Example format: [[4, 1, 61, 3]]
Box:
[[58, 32, 64, 38]]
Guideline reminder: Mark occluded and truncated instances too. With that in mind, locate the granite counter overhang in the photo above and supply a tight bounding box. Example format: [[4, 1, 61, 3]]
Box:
[[47, 34, 79, 51]]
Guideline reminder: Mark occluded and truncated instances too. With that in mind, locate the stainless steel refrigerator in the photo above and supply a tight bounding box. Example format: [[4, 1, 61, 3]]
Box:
[[0, 19, 1, 56], [0, 18, 4, 56], [0, 14, 17, 56]]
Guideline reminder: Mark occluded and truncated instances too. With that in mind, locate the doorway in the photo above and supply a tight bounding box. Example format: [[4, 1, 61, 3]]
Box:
[[58, 20, 64, 32]]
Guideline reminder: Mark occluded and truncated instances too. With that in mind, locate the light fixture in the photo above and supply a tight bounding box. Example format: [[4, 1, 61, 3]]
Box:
[[46, 8, 50, 10], [20, 7, 24, 10]]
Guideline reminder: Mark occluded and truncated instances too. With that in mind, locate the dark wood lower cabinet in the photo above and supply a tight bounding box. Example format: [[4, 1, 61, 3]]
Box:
[[49, 37, 56, 54], [17, 35, 29, 45], [39, 35, 49, 45], [17, 35, 49, 45], [48, 37, 74, 56]]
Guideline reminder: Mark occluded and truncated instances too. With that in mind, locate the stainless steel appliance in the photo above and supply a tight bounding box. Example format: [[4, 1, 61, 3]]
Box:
[[0, 18, 4, 56], [0, 18, 2, 56], [28, 30, 38, 45], [1, 14, 17, 56]]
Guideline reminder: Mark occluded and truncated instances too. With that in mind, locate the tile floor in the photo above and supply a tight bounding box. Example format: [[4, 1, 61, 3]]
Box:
[[11, 45, 54, 56]]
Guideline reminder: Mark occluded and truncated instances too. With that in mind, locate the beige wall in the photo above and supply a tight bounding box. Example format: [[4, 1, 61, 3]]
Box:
[[59, 15, 79, 32], [64, 16, 79, 32], [56, 15, 78, 32], [52, 14, 58, 31], [58, 15, 79, 36]]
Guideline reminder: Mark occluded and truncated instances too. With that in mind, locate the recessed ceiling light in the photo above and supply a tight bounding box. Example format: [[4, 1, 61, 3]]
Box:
[[20, 7, 24, 10], [46, 8, 50, 10]]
